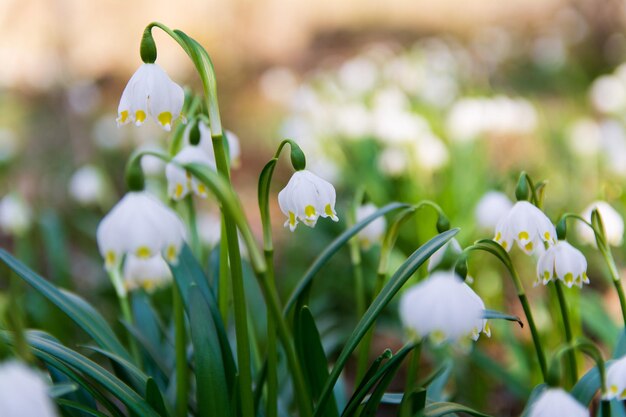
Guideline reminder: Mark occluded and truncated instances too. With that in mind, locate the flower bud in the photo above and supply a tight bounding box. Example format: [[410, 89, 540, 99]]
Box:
[[556, 218, 567, 240], [140, 27, 157, 64], [289, 141, 306, 171], [515, 173, 529, 202]]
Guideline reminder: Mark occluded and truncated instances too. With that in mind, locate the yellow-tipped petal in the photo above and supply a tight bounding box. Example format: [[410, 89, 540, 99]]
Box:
[[118, 110, 129, 124], [158, 112, 173, 129], [305, 205, 316, 218], [136, 246, 151, 258], [166, 245, 178, 262], [174, 184, 184, 199], [518, 231, 529, 240], [135, 110, 147, 125], [105, 251, 117, 268]]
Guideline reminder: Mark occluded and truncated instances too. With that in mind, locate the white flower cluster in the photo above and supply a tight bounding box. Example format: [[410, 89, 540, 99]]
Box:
[[527, 388, 587, 417], [0, 361, 58, 417]]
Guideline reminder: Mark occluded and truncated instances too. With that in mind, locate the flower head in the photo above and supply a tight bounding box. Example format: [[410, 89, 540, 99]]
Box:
[[494, 201, 556, 255], [68, 165, 109, 206], [166, 145, 216, 201], [605, 354, 626, 400], [399, 271, 490, 344], [123, 255, 173, 292], [278, 170, 338, 231], [0, 194, 32, 237], [117, 63, 184, 131], [536, 240, 588, 288], [97, 191, 186, 270], [355, 203, 386, 248], [474, 191, 513, 230], [527, 388, 587, 417], [577, 201, 624, 247], [0, 360, 58, 417]]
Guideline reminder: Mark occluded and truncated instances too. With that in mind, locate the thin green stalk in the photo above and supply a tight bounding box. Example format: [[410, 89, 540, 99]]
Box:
[[600, 247, 626, 326], [400, 341, 422, 417], [518, 292, 547, 381], [108, 268, 141, 365], [185, 196, 201, 259], [265, 249, 278, 417], [218, 220, 230, 324], [554, 280, 577, 386], [172, 283, 188, 417], [351, 236, 367, 383]]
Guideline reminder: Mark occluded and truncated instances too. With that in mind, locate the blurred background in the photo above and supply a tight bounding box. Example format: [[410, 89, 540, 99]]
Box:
[[3, 0, 626, 415]]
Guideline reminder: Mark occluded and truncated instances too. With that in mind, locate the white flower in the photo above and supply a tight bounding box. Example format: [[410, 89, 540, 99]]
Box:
[[116, 63, 184, 131], [494, 201, 557, 255], [527, 388, 587, 417], [605, 355, 626, 400], [590, 75, 626, 114], [399, 271, 489, 344], [428, 238, 462, 272], [474, 191, 513, 231], [278, 170, 338, 231], [97, 191, 186, 270], [536, 240, 589, 288], [355, 203, 386, 248], [0, 361, 58, 417], [198, 211, 221, 248], [68, 165, 108, 206], [165, 145, 216, 201], [413, 133, 449, 172], [0, 194, 32, 237], [577, 201, 624, 247], [123, 255, 172, 292], [185, 121, 241, 167], [378, 147, 409, 177]]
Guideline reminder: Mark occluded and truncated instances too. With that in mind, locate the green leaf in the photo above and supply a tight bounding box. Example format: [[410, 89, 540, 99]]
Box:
[[56, 399, 111, 417], [614, 329, 626, 358], [0, 249, 130, 360], [572, 363, 613, 405], [421, 402, 494, 417], [146, 377, 170, 417], [483, 310, 523, 327], [294, 306, 339, 417], [80, 345, 148, 393], [18, 331, 160, 417], [520, 384, 546, 417], [425, 359, 453, 402], [314, 228, 458, 417], [188, 285, 231, 417], [49, 382, 78, 398], [285, 202, 411, 314]]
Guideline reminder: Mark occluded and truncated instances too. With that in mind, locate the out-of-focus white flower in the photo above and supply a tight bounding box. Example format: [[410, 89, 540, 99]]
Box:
[[474, 191, 514, 230], [0, 194, 32, 237], [605, 355, 626, 400], [399, 271, 489, 343], [67, 80, 101, 116], [117, 63, 185, 131], [413, 133, 449, 171], [334, 103, 371, 139], [0, 360, 58, 417], [577, 201, 624, 247], [527, 388, 587, 417], [224, 130, 241, 168], [278, 170, 338, 231], [166, 145, 215, 201], [92, 116, 126, 151], [198, 211, 221, 248], [428, 238, 462, 272], [68, 165, 108, 206], [0, 128, 20, 163], [494, 201, 557, 255], [599, 120, 626, 177], [378, 147, 409, 177], [123, 255, 172, 292], [355, 203, 386, 248], [532, 34, 567, 70], [373, 109, 428, 144], [259, 66, 298, 104], [338, 57, 378, 96], [97, 191, 186, 270], [590, 75, 626, 114], [568, 118, 602, 157], [536, 240, 589, 288]]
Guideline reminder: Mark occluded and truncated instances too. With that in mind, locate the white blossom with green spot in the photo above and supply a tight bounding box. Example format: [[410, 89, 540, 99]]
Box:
[[494, 201, 556, 255], [536, 240, 588, 288]]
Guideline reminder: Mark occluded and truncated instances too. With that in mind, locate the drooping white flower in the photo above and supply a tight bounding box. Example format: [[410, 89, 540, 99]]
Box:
[[0, 194, 32, 237], [355, 203, 386, 248], [605, 354, 626, 400], [577, 201, 624, 247], [474, 191, 514, 231], [494, 201, 557, 255], [378, 147, 409, 177], [278, 170, 338, 231], [527, 388, 588, 417], [116, 63, 184, 131], [399, 271, 490, 344], [0, 360, 58, 417], [68, 165, 108, 206], [165, 145, 216, 201], [97, 191, 186, 270], [123, 255, 172, 292], [536, 240, 589, 288]]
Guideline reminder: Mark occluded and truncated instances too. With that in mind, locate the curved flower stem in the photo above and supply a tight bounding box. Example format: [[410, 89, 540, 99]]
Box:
[[464, 240, 548, 381], [553, 280, 577, 386]]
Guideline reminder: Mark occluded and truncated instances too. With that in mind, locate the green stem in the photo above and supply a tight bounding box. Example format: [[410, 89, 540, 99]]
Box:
[[351, 234, 367, 383], [554, 280, 577, 386], [518, 292, 548, 382], [218, 220, 230, 324], [185, 196, 201, 259], [601, 247, 626, 327], [108, 268, 141, 365], [172, 283, 188, 417], [265, 250, 278, 417]]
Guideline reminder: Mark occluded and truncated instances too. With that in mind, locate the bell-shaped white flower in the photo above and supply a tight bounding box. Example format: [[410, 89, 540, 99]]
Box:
[[123, 255, 173, 292], [165, 145, 216, 201], [116, 63, 184, 131], [399, 271, 490, 344], [0, 193, 32, 237], [536, 240, 589, 288], [278, 170, 338, 231], [97, 191, 186, 270], [527, 388, 588, 417], [474, 191, 513, 230], [0, 360, 58, 417], [605, 354, 626, 400], [355, 203, 386, 248], [577, 201, 624, 247], [494, 201, 556, 255]]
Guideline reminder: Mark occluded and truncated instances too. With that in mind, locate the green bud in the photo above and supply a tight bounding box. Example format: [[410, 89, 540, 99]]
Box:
[[189, 119, 201, 146], [556, 218, 567, 240], [515, 172, 529, 202], [125, 157, 146, 191], [140, 27, 157, 64], [436, 214, 450, 233], [454, 256, 469, 281], [289, 141, 306, 171]]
